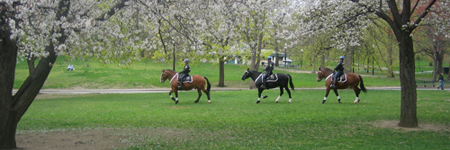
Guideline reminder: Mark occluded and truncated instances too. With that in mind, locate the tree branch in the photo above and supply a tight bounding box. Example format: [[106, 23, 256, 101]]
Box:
[[95, 0, 130, 21], [409, 0, 437, 31]]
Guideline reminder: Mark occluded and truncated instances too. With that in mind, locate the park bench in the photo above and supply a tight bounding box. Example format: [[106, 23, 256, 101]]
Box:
[[416, 80, 436, 88]]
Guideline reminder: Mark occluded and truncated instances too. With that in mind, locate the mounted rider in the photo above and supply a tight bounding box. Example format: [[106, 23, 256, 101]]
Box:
[[262, 56, 275, 89], [178, 59, 191, 89], [331, 56, 344, 89]]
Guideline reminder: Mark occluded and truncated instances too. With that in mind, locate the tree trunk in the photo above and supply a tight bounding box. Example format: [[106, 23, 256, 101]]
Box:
[[387, 46, 395, 78], [344, 46, 354, 73], [0, 31, 19, 149], [447, 62, 450, 80], [218, 56, 225, 87], [27, 57, 37, 75], [398, 33, 418, 127], [0, 108, 18, 149], [172, 46, 176, 71]]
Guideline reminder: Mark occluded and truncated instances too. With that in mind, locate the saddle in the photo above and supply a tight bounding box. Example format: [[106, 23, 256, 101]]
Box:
[[331, 74, 347, 83], [179, 76, 193, 83], [266, 74, 278, 82]]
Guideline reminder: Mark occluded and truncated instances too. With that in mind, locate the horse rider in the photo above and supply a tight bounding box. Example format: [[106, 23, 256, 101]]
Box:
[[331, 56, 344, 89], [262, 56, 275, 89], [178, 59, 191, 89]]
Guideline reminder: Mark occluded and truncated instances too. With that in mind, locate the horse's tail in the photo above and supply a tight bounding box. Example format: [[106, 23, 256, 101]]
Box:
[[288, 74, 295, 90], [204, 77, 211, 92], [358, 75, 367, 93]]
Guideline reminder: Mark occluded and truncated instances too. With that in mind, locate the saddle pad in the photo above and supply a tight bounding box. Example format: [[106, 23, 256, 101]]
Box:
[[331, 74, 347, 82], [181, 76, 193, 83], [266, 74, 279, 82]]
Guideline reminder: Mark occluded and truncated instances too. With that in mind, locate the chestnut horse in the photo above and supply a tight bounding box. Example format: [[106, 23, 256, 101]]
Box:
[[316, 68, 366, 104], [160, 69, 211, 104]]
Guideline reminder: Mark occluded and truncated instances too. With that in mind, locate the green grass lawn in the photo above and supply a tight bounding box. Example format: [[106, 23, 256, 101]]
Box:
[[14, 57, 404, 89], [18, 90, 450, 149]]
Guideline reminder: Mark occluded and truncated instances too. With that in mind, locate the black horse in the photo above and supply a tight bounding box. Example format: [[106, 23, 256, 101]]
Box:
[[241, 68, 295, 104]]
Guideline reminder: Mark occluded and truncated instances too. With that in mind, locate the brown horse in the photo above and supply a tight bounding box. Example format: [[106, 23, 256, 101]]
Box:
[[316, 68, 366, 104], [160, 69, 211, 104]]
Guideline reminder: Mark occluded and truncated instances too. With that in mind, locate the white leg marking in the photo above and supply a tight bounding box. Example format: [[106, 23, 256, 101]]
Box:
[[275, 95, 281, 102], [170, 95, 173, 99], [289, 98, 292, 103], [337, 96, 341, 100], [324, 97, 327, 101], [353, 97, 359, 104], [176, 98, 179, 101]]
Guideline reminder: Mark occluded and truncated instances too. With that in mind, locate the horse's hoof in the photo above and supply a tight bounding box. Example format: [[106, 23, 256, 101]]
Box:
[[208, 100, 211, 103], [263, 95, 268, 99], [338, 100, 341, 104], [256, 101, 260, 104], [175, 100, 179, 104], [195, 100, 199, 103], [322, 100, 326, 104], [276, 101, 279, 103]]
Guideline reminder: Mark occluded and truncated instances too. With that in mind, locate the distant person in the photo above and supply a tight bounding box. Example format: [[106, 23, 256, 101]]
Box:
[[437, 72, 444, 90], [331, 56, 344, 88], [67, 63, 74, 71], [262, 56, 274, 89], [178, 59, 191, 89]]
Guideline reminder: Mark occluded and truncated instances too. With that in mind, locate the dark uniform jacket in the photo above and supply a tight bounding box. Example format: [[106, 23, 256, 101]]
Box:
[[179, 64, 191, 76], [334, 61, 344, 72], [263, 61, 274, 73]]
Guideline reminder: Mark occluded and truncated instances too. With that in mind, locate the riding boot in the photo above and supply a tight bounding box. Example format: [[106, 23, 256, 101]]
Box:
[[177, 78, 183, 89], [263, 80, 268, 89], [261, 80, 267, 89], [330, 77, 337, 89]]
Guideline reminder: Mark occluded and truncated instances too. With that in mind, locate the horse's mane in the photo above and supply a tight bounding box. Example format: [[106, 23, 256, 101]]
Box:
[[249, 69, 262, 74], [164, 69, 176, 72], [322, 68, 333, 72]]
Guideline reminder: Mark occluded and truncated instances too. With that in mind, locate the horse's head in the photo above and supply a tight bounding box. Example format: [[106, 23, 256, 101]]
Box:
[[160, 69, 169, 83], [241, 68, 251, 81], [316, 68, 326, 82], [317, 67, 333, 82]]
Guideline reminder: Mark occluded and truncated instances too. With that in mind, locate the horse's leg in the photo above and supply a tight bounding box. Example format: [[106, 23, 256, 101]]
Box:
[[195, 88, 202, 103], [201, 88, 211, 103], [276, 87, 284, 103], [174, 90, 179, 104], [169, 90, 176, 101], [256, 88, 264, 104], [333, 89, 341, 104], [322, 87, 331, 104], [284, 86, 292, 103], [353, 86, 361, 104]]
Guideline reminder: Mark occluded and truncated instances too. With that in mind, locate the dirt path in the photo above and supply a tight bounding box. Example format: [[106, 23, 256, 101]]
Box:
[[16, 121, 449, 149]]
